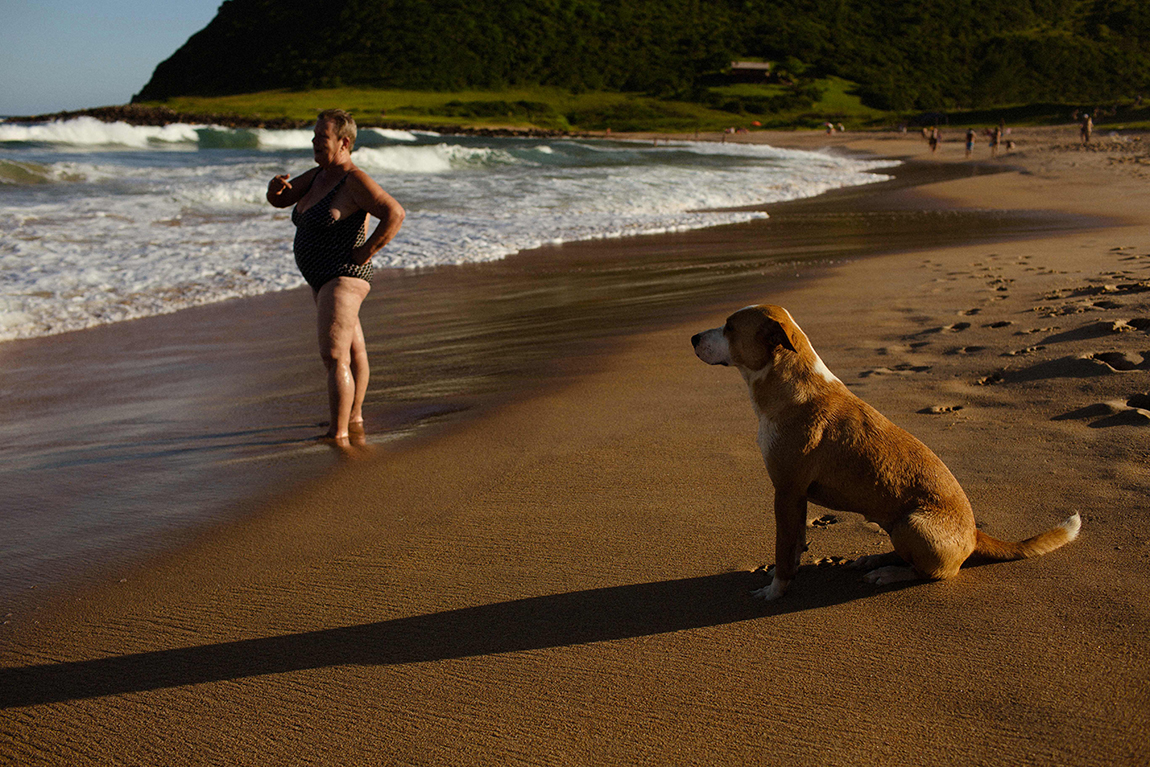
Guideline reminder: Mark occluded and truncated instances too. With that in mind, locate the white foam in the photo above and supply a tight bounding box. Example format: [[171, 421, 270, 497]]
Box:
[[251, 128, 314, 149], [0, 132, 894, 341], [0, 117, 200, 146], [365, 128, 418, 142], [353, 144, 517, 174]]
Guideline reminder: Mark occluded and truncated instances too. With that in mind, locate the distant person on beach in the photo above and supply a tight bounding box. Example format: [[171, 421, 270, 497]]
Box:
[[965, 128, 975, 158], [1081, 113, 1093, 145], [929, 126, 940, 153], [267, 109, 406, 445]]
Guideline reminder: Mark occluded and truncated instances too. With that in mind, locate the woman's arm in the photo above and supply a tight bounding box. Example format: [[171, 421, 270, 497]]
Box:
[[346, 169, 406, 265], [266, 167, 319, 208]]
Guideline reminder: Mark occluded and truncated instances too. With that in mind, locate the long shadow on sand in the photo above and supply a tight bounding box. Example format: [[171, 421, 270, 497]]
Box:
[[1, 567, 886, 707]]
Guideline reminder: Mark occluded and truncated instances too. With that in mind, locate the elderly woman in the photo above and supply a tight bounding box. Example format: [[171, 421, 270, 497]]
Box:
[[267, 109, 405, 444]]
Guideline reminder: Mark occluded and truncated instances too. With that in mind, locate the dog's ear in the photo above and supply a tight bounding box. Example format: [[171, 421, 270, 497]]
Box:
[[757, 318, 798, 355]]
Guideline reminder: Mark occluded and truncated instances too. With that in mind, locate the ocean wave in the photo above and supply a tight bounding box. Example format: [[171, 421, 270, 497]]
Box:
[[363, 128, 419, 143], [250, 128, 314, 150], [0, 117, 201, 147], [353, 143, 519, 174], [0, 159, 54, 185], [0, 119, 422, 152], [0, 159, 111, 185]]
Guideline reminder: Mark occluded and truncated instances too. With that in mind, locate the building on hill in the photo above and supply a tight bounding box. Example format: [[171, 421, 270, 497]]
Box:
[[729, 62, 771, 83]]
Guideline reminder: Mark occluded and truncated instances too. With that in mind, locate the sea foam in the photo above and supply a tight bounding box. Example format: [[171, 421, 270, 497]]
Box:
[[0, 117, 201, 146], [0, 125, 896, 341]]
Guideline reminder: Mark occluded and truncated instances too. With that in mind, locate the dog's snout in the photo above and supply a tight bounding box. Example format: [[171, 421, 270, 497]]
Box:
[[693, 327, 732, 366]]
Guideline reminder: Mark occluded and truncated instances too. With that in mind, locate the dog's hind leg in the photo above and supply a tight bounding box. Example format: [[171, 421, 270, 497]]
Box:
[[752, 491, 807, 601], [871, 509, 974, 586]]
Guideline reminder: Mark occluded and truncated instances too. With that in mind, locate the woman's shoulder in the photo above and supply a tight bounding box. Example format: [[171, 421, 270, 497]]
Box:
[[345, 165, 374, 182], [344, 165, 385, 193], [295, 166, 322, 184]]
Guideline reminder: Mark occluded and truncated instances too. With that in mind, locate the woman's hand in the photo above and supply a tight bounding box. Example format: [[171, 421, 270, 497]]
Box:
[[266, 168, 317, 208], [266, 174, 293, 206], [351, 243, 374, 266], [268, 174, 291, 195]]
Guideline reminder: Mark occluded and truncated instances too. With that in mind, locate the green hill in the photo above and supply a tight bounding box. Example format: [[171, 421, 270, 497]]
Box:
[[134, 0, 1150, 112]]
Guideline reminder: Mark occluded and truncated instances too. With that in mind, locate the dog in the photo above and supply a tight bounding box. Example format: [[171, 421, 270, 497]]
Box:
[[692, 304, 1080, 601]]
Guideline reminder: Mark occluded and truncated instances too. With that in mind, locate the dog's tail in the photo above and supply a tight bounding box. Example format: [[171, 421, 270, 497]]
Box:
[[973, 512, 1082, 560]]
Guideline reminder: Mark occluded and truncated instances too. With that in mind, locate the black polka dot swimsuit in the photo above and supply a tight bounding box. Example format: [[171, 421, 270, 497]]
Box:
[[292, 174, 372, 290]]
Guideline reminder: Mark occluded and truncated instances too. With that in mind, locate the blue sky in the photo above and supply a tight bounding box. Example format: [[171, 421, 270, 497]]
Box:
[[1, 0, 223, 116]]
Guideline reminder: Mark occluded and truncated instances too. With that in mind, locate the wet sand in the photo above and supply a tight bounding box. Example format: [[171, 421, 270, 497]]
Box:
[[1, 126, 1148, 765]]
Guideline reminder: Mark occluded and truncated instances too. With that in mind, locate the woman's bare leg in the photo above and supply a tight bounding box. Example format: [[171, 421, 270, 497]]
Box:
[[315, 277, 371, 441], [348, 317, 369, 426]]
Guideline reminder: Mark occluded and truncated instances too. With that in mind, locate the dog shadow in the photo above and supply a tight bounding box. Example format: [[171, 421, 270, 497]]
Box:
[[1, 568, 888, 708]]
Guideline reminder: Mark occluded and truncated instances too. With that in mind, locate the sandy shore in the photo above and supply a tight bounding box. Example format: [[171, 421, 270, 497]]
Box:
[[2, 127, 1148, 764]]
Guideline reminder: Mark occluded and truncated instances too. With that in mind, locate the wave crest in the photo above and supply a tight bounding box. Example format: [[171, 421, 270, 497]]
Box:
[[0, 117, 200, 147], [354, 144, 519, 173]]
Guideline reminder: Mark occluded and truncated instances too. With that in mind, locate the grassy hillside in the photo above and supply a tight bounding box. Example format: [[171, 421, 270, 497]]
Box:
[[140, 82, 878, 132], [134, 0, 1150, 115], [136, 81, 1150, 134]]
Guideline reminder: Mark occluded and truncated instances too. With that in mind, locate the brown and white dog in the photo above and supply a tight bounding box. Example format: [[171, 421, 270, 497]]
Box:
[[692, 304, 1080, 601]]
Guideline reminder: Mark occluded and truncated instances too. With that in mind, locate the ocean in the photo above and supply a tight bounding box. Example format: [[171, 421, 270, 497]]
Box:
[[0, 117, 896, 342]]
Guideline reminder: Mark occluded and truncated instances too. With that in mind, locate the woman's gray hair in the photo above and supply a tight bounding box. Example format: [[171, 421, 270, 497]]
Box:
[[317, 109, 357, 147]]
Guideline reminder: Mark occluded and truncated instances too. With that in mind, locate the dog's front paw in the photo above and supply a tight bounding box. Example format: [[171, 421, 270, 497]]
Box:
[[751, 577, 791, 601]]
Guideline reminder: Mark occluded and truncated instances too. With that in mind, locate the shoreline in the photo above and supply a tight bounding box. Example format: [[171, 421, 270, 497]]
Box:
[[2, 130, 1147, 763]]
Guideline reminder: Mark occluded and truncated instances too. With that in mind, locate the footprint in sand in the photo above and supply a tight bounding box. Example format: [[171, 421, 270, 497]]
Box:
[[1004, 345, 1046, 357], [918, 404, 965, 415], [976, 371, 1005, 386], [911, 322, 972, 338], [1054, 393, 1150, 427], [1049, 281, 1150, 300], [810, 514, 838, 528], [1041, 319, 1145, 344], [1003, 352, 1149, 383], [1088, 351, 1150, 372], [815, 556, 849, 567], [958, 308, 982, 317], [947, 346, 987, 355], [859, 364, 933, 378], [986, 321, 1014, 329]]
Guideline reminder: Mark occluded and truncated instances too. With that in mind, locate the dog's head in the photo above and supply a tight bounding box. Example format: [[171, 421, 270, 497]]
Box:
[[692, 305, 804, 371]]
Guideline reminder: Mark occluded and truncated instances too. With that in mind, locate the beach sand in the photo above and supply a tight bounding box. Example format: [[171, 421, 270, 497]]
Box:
[[2, 127, 1148, 764]]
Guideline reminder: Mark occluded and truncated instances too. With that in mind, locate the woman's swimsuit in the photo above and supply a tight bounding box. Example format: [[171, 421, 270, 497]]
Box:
[[292, 174, 372, 290]]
